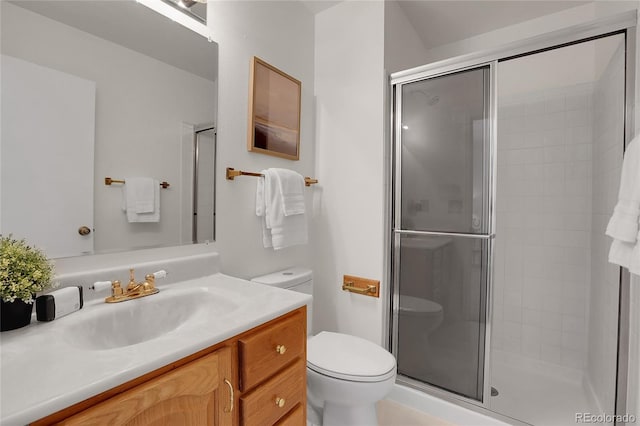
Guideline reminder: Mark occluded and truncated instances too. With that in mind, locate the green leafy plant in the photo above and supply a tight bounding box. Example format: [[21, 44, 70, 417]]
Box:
[[0, 236, 54, 303]]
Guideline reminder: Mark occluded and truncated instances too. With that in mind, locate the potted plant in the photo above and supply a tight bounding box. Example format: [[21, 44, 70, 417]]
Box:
[[0, 235, 54, 331]]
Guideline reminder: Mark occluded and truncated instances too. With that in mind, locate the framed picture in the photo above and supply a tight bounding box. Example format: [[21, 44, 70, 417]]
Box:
[[247, 57, 301, 160]]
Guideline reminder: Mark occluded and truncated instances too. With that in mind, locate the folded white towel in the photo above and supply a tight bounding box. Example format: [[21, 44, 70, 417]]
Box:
[[606, 136, 640, 272], [270, 215, 308, 249], [273, 168, 306, 216], [256, 169, 307, 249], [122, 177, 160, 223]]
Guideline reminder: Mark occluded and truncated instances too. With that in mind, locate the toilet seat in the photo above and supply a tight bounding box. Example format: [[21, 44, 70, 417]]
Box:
[[307, 332, 396, 383], [399, 295, 442, 316]]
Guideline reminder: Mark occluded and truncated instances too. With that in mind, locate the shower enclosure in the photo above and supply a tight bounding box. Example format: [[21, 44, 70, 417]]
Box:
[[390, 23, 633, 425]]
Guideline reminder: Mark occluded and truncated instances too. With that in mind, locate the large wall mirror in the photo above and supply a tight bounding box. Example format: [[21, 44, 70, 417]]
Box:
[[1, 0, 218, 259]]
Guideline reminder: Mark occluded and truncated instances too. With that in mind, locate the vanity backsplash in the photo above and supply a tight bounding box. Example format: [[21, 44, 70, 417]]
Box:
[[51, 244, 220, 302]]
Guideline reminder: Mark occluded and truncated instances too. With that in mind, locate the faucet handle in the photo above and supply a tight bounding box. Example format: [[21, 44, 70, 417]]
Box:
[[90, 280, 123, 299], [90, 281, 112, 292], [143, 270, 167, 289], [152, 270, 167, 280]]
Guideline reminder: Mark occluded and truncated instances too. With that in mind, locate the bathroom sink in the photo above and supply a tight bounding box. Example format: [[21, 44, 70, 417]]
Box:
[[59, 288, 237, 350]]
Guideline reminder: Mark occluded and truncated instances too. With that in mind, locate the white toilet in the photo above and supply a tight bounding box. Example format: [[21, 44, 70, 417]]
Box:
[[251, 268, 396, 426]]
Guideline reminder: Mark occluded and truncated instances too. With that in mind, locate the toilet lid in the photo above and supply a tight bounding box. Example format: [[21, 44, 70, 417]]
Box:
[[307, 332, 396, 382], [399, 295, 443, 315]]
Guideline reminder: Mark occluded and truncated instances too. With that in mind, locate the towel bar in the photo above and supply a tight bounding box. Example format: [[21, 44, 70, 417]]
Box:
[[225, 167, 318, 187], [105, 177, 170, 189]]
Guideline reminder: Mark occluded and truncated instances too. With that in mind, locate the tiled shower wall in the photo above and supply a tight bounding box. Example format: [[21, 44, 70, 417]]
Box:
[[494, 83, 594, 370], [588, 43, 624, 413]]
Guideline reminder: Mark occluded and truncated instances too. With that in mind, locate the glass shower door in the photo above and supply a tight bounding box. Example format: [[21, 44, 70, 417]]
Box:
[[392, 65, 494, 401]]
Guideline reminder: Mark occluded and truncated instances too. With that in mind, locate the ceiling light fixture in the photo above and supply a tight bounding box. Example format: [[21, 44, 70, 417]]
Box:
[[179, 0, 206, 8]]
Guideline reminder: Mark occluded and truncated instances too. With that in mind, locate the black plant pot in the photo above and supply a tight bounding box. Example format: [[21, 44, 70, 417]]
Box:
[[1, 298, 34, 331]]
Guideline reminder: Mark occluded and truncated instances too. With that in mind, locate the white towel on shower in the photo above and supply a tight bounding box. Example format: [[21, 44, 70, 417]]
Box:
[[606, 136, 640, 274], [256, 169, 307, 250], [122, 177, 160, 223]]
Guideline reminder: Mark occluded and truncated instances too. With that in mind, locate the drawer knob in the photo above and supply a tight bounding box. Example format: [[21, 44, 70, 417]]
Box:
[[276, 344, 287, 355], [275, 397, 286, 408]]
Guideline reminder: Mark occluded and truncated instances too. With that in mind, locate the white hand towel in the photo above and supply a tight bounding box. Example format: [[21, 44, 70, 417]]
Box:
[[256, 169, 307, 249], [270, 214, 308, 249], [270, 169, 307, 249], [122, 177, 160, 223], [606, 136, 640, 272], [122, 177, 156, 214], [273, 168, 305, 216]]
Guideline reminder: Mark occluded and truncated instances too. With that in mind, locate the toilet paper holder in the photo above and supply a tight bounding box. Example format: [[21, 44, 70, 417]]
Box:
[[341, 275, 380, 298]]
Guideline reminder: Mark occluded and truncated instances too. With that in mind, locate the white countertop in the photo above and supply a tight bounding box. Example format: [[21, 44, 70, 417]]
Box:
[[0, 273, 311, 425]]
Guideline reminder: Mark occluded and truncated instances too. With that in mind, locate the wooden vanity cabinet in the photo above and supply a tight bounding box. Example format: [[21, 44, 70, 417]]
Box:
[[32, 307, 306, 426], [58, 348, 233, 426], [238, 310, 307, 426]]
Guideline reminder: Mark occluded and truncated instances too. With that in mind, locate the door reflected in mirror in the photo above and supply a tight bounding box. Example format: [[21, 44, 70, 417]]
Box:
[[0, 0, 218, 258]]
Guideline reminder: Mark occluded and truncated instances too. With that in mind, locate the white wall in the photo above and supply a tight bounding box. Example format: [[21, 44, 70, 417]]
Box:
[[499, 42, 597, 97], [1, 2, 216, 254], [206, 1, 316, 279], [384, 0, 429, 74], [417, 2, 638, 66], [313, 1, 386, 342]]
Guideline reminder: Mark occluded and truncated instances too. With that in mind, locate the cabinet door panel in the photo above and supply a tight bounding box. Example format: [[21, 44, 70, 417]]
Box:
[[59, 349, 233, 426]]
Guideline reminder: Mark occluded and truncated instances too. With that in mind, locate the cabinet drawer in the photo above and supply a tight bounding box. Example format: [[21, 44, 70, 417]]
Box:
[[275, 404, 304, 426], [239, 310, 305, 390], [240, 359, 305, 426]]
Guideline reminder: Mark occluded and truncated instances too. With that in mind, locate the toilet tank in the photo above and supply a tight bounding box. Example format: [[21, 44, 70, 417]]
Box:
[[251, 267, 313, 335]]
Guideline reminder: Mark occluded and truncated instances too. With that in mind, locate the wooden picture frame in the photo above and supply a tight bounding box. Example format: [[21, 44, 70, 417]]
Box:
[[247, 57, 301, 160]]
